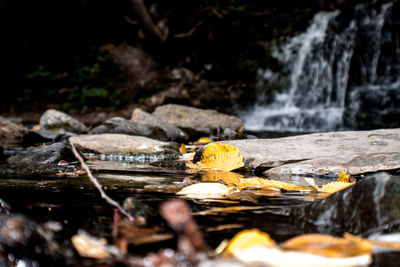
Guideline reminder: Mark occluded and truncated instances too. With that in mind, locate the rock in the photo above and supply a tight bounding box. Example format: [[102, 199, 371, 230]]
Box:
[[294, 172, 400, 235], [131, 108, 188, 141], [152, 104, 244, 137], [39, 109, 88, 134], [89, 117, 169, 141], [7, 142, 70, 164], [0, 116, 27, 144], [222, 128, 400, 176], [69, 134, 179, 159]]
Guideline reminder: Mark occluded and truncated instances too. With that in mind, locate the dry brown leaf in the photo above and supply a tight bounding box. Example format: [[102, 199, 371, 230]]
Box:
[[281, 233, 372, 258], [186, 142, 244, 172]]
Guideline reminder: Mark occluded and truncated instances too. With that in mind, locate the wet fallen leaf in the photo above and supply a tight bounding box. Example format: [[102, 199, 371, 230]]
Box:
[[186, 142, 244, 172], [231, 245, 371, 267], [71, 230, 120, 259], [338, 170, 351, 182], [206, 224, 243, 232], [224, 230, 372, 266], [193, 206, 266, 216], [197, 137, 213, 144], [176, 182, 234, 199], [179, 143, 187, 154], [224, 229, 277, 256], [305, 176, 355, 196], [281, 233, 372, 257], [237, 177, 312, 191], [56, 169, 86, 176], [201, 170, 243, 184]]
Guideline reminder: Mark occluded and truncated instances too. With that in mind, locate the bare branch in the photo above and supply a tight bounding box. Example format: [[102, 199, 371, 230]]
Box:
[[70, 142, 135, 222], [129, 0, 167, 43], [174, 21, 204, 39]]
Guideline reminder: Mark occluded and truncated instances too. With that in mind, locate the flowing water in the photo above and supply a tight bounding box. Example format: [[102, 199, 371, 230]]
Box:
[[242, 1, 400, 133]]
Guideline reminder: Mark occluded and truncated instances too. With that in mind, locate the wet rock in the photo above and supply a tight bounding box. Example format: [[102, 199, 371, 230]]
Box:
[[70, 133, 180, 159], [0, 116, 27, 144], [39, 109, 88, 134], [89, 116, 169, 141], [294, 172, 400, 235], [152, 104, 244, 137], [222, 128, 400, 176], [0, 163, 75, 177], [7, 142, 70, 165], [131, 108, 188, 142]]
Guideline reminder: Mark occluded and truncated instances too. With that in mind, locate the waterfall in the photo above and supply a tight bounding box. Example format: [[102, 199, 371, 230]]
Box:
[[242, 1, 400, 132]]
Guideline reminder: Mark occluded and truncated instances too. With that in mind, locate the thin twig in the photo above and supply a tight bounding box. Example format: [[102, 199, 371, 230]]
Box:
[[70, 142, 135, 222]]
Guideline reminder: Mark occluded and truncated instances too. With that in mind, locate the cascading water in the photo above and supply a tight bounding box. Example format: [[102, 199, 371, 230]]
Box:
[[242, 1, 400, 132]]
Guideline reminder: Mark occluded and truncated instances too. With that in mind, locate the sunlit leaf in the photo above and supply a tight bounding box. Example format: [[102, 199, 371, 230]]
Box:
[[201, 170, 243, 184], [197, 137, 213, 144], [225, 229, 277, 256], [320, 181, 355, 194], [281, 233, 372, 258], [179, 143, 187, 154], [176, 182, 234, 199], [237, 177, 312, 191], [186, 142, 244, 172], [338, 170, 351, 182], [304, 176, 355, 196], [223, 230, 372, 266]]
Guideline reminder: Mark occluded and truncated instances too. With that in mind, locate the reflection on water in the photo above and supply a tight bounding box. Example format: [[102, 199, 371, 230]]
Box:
[[0, 159, 400, 265]]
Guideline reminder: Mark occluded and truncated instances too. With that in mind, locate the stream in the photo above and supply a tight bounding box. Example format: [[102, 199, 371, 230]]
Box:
[[1, 154, 400, 266]]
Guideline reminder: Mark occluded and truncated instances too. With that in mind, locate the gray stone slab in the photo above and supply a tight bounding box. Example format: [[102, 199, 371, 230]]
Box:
[[223, 129, 400, 176]]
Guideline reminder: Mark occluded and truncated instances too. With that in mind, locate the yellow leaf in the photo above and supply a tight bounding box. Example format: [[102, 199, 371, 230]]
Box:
[[237, 177, 312, 191], [338, 170, 350, 182], [281, 233, 372, 258], [319, 181, 355, 194], [186, 142, 244, 172], [197, 137, 213, 144], [179, 143, 187, 154], [225, 229, 277, 256], [201, 170, 243, 185]]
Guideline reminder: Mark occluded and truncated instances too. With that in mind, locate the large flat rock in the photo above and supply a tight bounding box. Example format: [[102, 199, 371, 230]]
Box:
[[223, 128, 400, 176], [69, 134, 179, 157]]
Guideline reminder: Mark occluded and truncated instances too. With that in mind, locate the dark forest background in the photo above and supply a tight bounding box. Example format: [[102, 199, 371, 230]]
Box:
[[0, 0, 383, 116]]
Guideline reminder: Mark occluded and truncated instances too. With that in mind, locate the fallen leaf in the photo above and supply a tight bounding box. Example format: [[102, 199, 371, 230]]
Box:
[[71, 230, 120, 259], [338, 170, 351, 182], [197, 137, 213, 144], [179, 144, 187, 154], [201, 170, 243, 185], [304, 177, 355, 196], [281, 233, 372, 258], [193, 206, 266, 216], [237, 177, 312, 191], [186, 142, 244, 172], [176, 182, 234, 199], [231, 245, 371, 267], [224, 229, 277, 256]]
